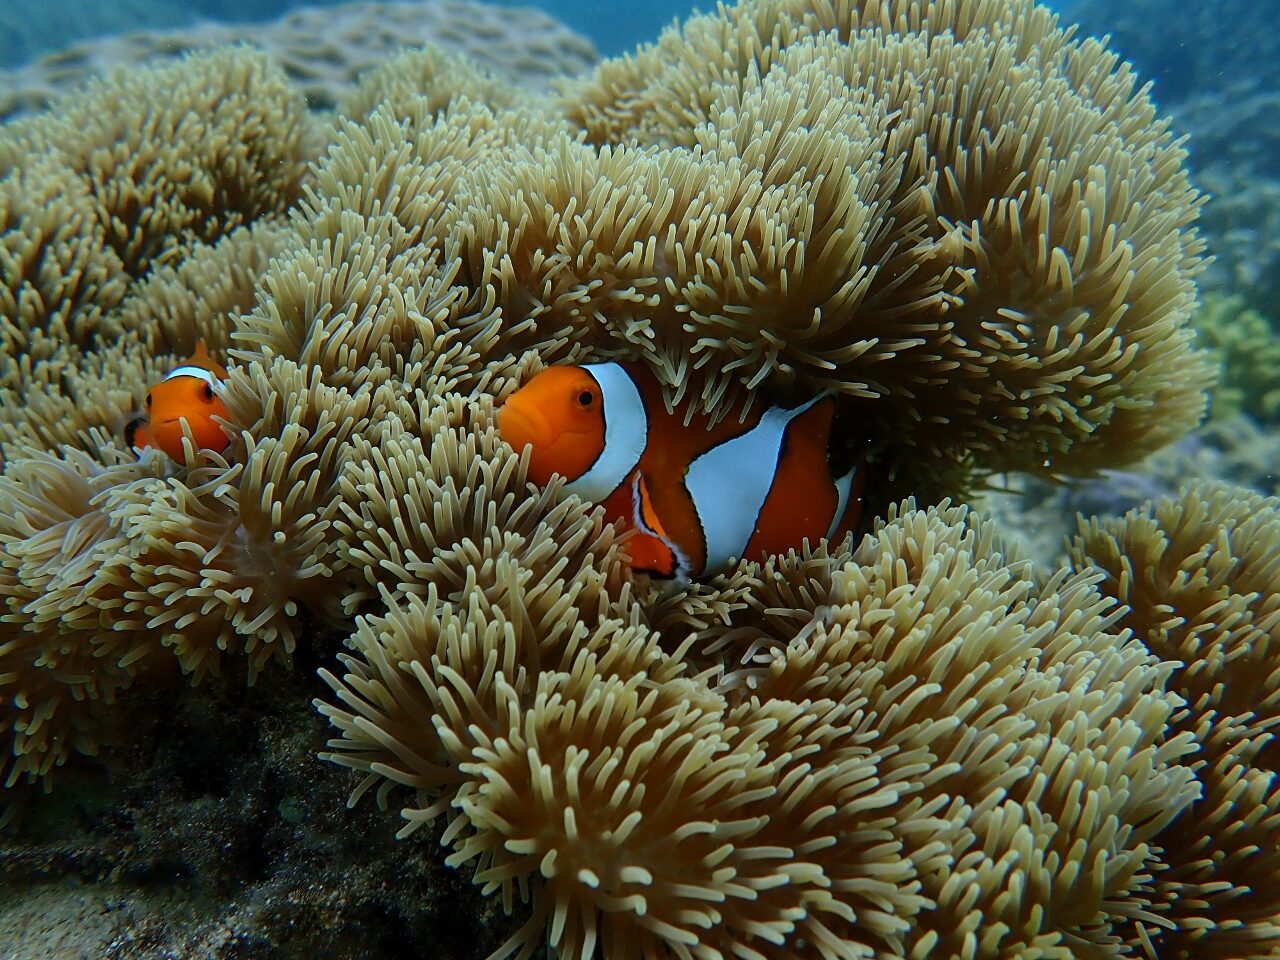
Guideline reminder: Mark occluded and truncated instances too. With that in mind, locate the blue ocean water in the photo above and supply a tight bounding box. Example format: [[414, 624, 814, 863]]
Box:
[[496, 0, 703, 54]]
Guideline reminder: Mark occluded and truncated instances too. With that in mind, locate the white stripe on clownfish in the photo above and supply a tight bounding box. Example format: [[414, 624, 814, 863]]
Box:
[[560, 362, 647, 504], [164, 365, 222, 388], [684, 394, 824, 574]]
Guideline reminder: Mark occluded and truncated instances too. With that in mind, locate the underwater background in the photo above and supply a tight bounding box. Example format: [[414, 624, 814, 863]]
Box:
[[2, 0, 1278, 958]]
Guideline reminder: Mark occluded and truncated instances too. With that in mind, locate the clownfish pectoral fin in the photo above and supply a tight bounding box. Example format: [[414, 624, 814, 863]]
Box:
[[628, 473, 691, 579], [634, 472, 672, 543], [124, 416, 155, 456]]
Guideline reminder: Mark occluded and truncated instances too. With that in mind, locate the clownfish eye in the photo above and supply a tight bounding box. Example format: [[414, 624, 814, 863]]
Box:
[[577, 389, 595, 407], [201, 382, 215, 403], [145, 393, 152, 407]]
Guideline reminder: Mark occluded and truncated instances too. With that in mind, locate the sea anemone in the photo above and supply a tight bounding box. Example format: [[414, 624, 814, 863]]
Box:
[[1069, 481, 1280, 958], [321, 497, 1198, 958], [0, 0, 1242, 954]]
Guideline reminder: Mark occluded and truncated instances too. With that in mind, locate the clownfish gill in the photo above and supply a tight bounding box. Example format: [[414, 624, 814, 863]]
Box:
[[497, 362, 866, 579], [125, 341, 231, 463]]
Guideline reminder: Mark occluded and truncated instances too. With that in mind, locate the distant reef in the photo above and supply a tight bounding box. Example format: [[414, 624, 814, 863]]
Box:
[[1067, 0, 1280, 313], [1, 0, 368, 67], [0, 0, 598, 120]]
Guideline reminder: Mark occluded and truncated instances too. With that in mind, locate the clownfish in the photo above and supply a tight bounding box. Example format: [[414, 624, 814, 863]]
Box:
[[498, 362, 865, 579], [125, 341, 231, 462]]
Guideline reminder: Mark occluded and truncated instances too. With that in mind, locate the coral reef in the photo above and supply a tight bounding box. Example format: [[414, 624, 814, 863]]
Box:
[[559, 0, 1213, 479], [1, 0, 593, 69], [1193, 162, 1280, 312], [1, 0, 455, 68], [0, 0, 598, 120], [1068, 482, 1280, 958], [1065, 0, 1280, 312], [0, 0, 1255, 955], [323, 493, 1198, 958], [979, 286, 1280, 572], [1191, 293, 1280, 423], [1, 0, 192, 68], [1064, 0, 1279, 108], [977, 414, 1280, 574]]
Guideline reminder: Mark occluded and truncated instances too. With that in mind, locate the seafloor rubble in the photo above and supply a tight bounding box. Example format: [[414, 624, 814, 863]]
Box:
[[1, 0, 1277, 957]]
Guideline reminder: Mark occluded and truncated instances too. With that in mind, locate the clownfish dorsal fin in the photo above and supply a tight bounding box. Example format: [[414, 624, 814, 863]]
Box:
[[167, 340, 228, 384], [190, 339, 226, 374]]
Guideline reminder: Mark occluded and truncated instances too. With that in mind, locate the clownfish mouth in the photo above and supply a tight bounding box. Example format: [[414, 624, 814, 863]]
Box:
[[497, 402, 550, 453]]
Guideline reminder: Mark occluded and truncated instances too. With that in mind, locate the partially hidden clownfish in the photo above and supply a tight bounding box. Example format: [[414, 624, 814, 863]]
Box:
[[498, 362, 866, 579], [125, 341, 231, 462]]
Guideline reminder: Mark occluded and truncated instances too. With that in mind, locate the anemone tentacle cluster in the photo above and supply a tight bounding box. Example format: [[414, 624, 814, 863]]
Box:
[[323, 498, 1205, 958], [2, 0, 1270, 956], [1068, 482, 1280, 959]]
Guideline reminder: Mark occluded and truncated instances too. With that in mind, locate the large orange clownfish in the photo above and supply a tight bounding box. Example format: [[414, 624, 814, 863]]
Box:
[[125, 341, 231, 462], [498, 362, 865, 579]]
